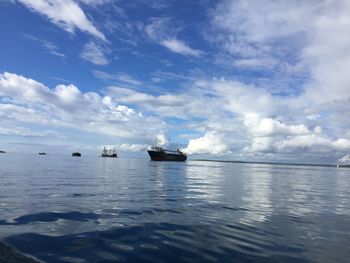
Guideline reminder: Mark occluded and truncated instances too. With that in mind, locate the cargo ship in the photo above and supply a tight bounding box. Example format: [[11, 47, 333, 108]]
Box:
[[147, 145, 187, 162], [101, 147, 118, 158]]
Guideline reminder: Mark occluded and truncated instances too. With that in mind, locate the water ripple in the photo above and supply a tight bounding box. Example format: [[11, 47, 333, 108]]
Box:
[[1, 155, 350, 262]]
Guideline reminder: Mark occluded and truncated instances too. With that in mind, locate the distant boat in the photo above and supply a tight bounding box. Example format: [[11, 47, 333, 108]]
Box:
[[72, 152, 81, 157], [147, 145, 187, 162], [101, 147, 118, 158], [0, 150, 5, 153], [38, 152, 47, 155]]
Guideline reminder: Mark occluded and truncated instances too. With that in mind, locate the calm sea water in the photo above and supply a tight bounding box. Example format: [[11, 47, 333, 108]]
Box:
[[0, 154, 350, 263]]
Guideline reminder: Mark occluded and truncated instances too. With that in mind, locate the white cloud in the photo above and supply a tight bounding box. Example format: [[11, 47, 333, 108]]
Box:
[[197, 79, 278, 115], [232, 58, 278, 69], [0, 72, 164, 140], [119, 143, 148, 152], [244, 114, 310, 137], [160, 39, 203, 57], [241, 112, 350, 155], [307, 114, 320, 121], [116, 74, 142, 86], [338, 154, 350, 164], [210, 0, 312, 64], [208, 0, 350, 130], [0, 126, 56, 137], [18, 0, 106, 41], [107, 78, 275, 121], [145, 17, 203, 57], [105, 74, 350, 161], [183, 132, 229, 155], [243, 134, 350, 155], [0, 71, 50, 102], [106, 86, 198, 119], [211, 0, 350, 106], [23, 34, 66, 58], [244, 137, 275, 154], [1, 69, 349, 161], [41, 41, 66, 58], [55, 84, 81, 104], [93, 71, 142, 86], [142, 0, 169, 10], [80, 41, 110, 65], [275, 136, 350, 154], [3, 1, 349, 162], [79, 0, 114, 6], [180, 0, 350, 161], [155, 133, 169, 146], [144, 17, 170, 40]]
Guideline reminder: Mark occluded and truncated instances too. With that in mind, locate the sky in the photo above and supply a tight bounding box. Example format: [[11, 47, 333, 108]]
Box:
[[0, 0, 350, 164]]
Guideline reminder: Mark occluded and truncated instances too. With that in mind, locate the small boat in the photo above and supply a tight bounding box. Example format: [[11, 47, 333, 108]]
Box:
[[147, 145, 187, 162], [38, 152, 47, 155], [0, 150, 5, 153], [101, 147, 118, 158], [72, 152, 81, 157]]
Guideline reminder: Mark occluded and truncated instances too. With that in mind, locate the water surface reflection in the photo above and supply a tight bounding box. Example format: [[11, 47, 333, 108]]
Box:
[[0, 155, 350, 262]]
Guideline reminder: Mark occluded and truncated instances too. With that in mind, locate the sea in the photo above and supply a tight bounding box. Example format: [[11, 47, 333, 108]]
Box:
[[0, 153, 350, 263]]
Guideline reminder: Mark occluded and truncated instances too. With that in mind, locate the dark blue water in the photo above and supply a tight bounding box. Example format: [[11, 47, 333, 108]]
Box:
[[0, 154, 350, 262]]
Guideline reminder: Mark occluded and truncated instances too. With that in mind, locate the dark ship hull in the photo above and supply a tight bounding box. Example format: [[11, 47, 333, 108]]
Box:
[[101, 154, 118, 158], [147, 149, 187, 162]]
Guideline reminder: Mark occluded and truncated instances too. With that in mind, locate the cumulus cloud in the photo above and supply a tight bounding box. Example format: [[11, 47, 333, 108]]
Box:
[[275, 136, 350, 153], [80, 41, 110, 65], [183, 132, 229, 155], [0, 72, 164, 140], [241, 113, 350, 156], [182, 0, 350, 161], [0, 71, 50, 102], [244, 114, 310, 137], [2, 0, 350, 162], [244, 134, 350, 155], [195, 79, 279, 116], [1, 69, 349, 161], [155, 133, 169, 146], [17, 0, 106, 41], [104, 71, 350, 161], [0, 0, 350, 163]]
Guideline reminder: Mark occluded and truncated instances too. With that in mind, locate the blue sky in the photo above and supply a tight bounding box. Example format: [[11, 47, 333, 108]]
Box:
[[0, 0, 350, 163]]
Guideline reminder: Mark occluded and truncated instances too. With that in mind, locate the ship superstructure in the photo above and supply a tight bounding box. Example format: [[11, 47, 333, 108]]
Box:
[[101, 147, 118, 158]]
